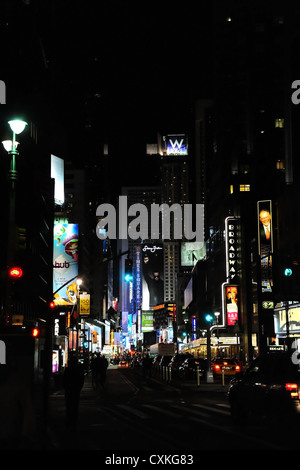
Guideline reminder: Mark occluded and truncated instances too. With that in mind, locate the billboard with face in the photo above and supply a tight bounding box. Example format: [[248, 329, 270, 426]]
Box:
[[257, 200, 273, 293], [224, 284, 239, 326], [142, 244, 164, 309], [258, 200, 273, 255], [53, 223, 79, 305]]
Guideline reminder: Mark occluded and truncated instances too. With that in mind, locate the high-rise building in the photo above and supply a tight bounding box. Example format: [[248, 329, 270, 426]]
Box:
[[187, 1, 300, 361], [160, 134, 190, 304]]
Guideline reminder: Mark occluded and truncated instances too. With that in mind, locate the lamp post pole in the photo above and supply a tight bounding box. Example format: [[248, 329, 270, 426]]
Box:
[[2, 119, 27, 324], [6, 131, 19, 266]]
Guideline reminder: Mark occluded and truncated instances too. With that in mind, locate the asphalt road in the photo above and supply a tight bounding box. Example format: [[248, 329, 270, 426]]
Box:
[[40, 365, 300, 454]]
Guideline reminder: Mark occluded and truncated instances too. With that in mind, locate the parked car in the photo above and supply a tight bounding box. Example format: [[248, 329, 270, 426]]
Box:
[[178, 357, 208, 379], [227, 351, 300, 425], [212, 358, 241, 381], [168, 353, 193, 376]]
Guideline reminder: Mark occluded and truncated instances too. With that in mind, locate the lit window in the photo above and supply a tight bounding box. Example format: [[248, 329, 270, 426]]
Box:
[[230, 185, 234, 194], [239, 184, 250, 192], [276, 160, 285, 170], [275, 118, 284, 128]]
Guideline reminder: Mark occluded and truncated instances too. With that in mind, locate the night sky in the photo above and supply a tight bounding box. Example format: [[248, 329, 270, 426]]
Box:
[[0, 1, 212, 174]]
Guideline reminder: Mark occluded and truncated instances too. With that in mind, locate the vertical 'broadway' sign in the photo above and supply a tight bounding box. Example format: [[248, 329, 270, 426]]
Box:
[[225, 216, 242, 282]]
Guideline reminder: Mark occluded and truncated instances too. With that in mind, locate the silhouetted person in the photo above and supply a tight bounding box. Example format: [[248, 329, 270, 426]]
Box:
[[63, 355, 84, 430], [0, 362, 36, 449], [143, 354, 152, 378], [98, 355, 108, 386]]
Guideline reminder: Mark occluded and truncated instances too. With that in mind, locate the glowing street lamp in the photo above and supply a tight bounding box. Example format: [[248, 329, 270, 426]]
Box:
[[2, 119, 27, 267], [2, 119, 27, 184], [8, 119, 27, 135]]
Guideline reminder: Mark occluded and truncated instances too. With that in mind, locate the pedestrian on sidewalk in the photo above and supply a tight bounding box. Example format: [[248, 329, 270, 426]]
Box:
[[63, 355, 84, 431], [99, 354, 108, 387], [0, 361, 37, 449], [142, 353, 152, 378]]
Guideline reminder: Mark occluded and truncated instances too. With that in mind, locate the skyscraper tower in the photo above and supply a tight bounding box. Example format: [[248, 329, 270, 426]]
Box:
[[160, 134, 190, 303]]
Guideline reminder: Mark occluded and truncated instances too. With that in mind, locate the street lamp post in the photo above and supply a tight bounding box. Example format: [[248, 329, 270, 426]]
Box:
[[2, 119, 27, 323], [2, 119, 27, 265], [204, 314, 214, 382]]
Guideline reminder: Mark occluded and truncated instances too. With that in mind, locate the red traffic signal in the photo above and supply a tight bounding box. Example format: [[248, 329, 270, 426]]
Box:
[[49, 301, 56, 309], [9, 266, 23, 278], [32, 327, 39, 337]]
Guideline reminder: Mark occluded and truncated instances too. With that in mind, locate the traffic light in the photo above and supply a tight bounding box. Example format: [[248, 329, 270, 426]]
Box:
[[32, 327, 40, 338], [8, 266, 23, 279], [280, 257, 300, 300], [205, 314, 213, 323], [284, 268, 293, 277], [49, 300, 56, 309], [124, 258, 133, 282]]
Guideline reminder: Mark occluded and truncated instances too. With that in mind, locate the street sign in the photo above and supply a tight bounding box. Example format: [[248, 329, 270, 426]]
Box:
[[80, 293, 90, 315]]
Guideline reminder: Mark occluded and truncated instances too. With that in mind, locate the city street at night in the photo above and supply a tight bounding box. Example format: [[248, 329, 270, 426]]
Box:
[[1, 1, 300, 459]]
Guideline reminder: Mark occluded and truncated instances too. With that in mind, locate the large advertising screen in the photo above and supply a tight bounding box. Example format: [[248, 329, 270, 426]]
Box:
[[142, 243, 164, 309], [142, 312, 154, 332], [257, 200, 273, 255], [257, 200, 273, 293], [166, 134, 188, 156], [224, 284, 239, 326], [53, 223, 79, 305], [181, 241, 206, 267], [51, 155, 65, 206]]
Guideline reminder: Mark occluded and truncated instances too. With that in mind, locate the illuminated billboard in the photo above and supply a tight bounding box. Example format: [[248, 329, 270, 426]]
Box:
[[257, 200, 273, 255], [181, 241, 206, 267], [225, 216, 241, 283], [257, 200, 273, 293], [166, 134, 188, 156], [142, 243, 164, 309], [51, 155, 65, 206], [224, 284, 239, 326], [142, 312, 154, 332], [53, 223, 79, 305]]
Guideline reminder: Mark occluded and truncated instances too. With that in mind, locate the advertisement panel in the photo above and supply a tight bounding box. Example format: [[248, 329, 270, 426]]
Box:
[[257, 200, 273, 292], [274, 305, 300, 334], [181, 241, 206, 267], [224, 284, 239, 326], [257, 200, 273, 255], [142, 243, 164, 309], [53, 223, 79, 305], [51, 155, 65, 206], [80, 293, 90, 315], [166, 134, 188, 156], [142, 312, 154, 332]]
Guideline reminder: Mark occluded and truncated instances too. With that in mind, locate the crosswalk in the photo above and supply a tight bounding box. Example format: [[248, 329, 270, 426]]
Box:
[[87, 400, 231, 424], [48, 390, 288, 450]]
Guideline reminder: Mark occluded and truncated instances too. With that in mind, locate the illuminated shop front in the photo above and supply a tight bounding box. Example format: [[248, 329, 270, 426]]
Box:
[[274, 302, 300, 348], [181, 335, 240, 358]]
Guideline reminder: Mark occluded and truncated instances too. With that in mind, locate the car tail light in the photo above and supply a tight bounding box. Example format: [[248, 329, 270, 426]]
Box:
[[214, 364, 221, 371], [286, 383, 299, 398], [235, 365, 241, 372]]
